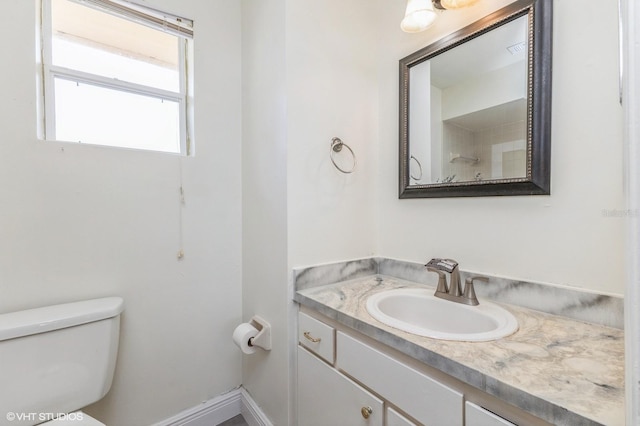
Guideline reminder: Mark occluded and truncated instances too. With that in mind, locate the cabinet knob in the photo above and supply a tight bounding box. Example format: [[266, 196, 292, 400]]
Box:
[[361, 406, 373, 419], [303, 331, 321, 343]]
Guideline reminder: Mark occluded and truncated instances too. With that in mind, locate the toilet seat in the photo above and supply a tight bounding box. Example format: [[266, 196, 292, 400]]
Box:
[[41, 412, 105, 426]]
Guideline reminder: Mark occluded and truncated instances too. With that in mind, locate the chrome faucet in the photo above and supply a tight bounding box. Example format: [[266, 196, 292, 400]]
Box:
[[425, 258, 487, 306]]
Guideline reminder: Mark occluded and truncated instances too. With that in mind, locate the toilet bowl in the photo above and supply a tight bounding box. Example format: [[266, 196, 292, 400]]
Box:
[[0, 297, 124, 426]]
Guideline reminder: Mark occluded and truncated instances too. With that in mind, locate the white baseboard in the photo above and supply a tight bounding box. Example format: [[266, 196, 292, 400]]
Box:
[[154, 387, 272, 426], [239, 388, 272, 426]]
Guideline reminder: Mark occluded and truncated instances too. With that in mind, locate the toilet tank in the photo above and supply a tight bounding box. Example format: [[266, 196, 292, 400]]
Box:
[[0, 297, 124, 422]]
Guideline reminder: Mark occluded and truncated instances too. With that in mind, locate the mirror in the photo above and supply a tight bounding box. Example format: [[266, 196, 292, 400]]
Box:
[[399, 0, 552, 198]]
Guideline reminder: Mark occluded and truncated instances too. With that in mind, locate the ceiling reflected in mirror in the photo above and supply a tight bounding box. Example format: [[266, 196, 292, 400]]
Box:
[[411, 14, 528, 185]]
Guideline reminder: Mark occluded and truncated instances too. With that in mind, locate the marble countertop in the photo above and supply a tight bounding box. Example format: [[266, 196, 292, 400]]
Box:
[[295, 276, 624, 426]]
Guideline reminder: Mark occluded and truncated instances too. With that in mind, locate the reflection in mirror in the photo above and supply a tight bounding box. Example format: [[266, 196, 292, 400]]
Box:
[[399, 0, 552, 198], [410, 16, 527, 184]]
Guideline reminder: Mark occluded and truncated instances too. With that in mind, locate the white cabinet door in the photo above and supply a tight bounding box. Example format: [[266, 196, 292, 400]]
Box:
[[387, 407, 418, 426], [336, 332, 463, 426], [466, 402, 516, 426], [298, 346, 383, 426]]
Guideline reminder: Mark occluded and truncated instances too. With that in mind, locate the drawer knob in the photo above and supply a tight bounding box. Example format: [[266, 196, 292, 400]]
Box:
[[361, 406, 373, 419], [303, 331, 321, 343]]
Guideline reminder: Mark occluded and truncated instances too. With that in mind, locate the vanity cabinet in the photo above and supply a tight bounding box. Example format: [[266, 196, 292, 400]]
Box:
[[297, 310, 548, 426], [337, 331, 463, 425], [465, 402, 515, 426], [387, 407, 417, 426], [298, 346, 384, 426], [298, 311, 461, 425]]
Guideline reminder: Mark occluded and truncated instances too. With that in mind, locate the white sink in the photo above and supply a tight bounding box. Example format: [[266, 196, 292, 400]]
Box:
[[366, 288, 518, 342]]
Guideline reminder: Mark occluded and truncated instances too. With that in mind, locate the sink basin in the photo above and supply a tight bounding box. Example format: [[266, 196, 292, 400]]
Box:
[[366, 288, 518, 342]]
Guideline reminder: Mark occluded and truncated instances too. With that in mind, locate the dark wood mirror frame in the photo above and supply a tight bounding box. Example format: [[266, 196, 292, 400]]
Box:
[[399, 0, 552, 198]]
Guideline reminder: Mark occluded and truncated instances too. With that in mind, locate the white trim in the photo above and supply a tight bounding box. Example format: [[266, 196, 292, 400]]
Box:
[[622, 0, 640, 424], [288, 274, 299, 425], [49, 66, 184, 102], [184, 38, 195, 156], [152, 387, 273, 426], [178, 37, 188, 155], [152, 389, 241, 426], [68, 0, 193, 38], [240, 388, 274, 426], [41, 0, 55, 141]]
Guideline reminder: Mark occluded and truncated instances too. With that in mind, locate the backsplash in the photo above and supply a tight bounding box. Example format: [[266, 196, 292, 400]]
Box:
[[293, 257, 624, 329]]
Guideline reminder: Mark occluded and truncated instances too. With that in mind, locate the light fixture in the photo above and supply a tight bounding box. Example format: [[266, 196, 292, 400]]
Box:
[[434, 0, 480, 10], [402, 0, 481, 33], [400, 0, 437, 33]]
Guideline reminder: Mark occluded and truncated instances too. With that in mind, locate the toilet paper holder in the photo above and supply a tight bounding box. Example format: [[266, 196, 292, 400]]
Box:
[[248, 315, 271, 351]]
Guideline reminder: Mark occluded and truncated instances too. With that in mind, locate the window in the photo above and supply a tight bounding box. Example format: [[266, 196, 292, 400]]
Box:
[[39, 0, 194, 154]]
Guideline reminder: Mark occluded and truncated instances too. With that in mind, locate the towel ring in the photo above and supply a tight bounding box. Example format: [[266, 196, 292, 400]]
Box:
[[330, 137, 356, 174], [410, 155, 423, 181]]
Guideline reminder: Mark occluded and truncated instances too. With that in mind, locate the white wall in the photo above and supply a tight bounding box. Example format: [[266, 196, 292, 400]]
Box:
[[0, 1, 243, 424], [377, 0, 625, 295], [441, 61, 526, 120], [409, 61, 432, 184], [241, 0, 380, 424], [241, 0, 290, 424], [286, 0, 379, 268]]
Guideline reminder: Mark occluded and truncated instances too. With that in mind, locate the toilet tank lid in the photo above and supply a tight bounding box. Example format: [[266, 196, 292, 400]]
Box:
[[0, 297, 124, 341]]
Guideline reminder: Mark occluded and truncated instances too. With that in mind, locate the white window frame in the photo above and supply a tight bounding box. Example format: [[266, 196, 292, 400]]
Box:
[[38, 0, 194, 155]]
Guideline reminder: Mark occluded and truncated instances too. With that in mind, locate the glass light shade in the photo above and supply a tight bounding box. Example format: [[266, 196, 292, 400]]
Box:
[[401, 0, 437, 33], [439, 0, 480, 9]]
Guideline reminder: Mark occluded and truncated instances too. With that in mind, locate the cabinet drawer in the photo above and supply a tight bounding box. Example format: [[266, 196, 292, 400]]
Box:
[[387, 407, 417, 426], [298, 346, 383, 426], [466, 402, 516, 426], [336, 332, 463, 426], [298, 312, 335, 363]]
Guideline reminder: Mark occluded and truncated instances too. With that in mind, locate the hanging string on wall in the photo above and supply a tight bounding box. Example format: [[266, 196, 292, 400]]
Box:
[[177, 159, 185, 261]]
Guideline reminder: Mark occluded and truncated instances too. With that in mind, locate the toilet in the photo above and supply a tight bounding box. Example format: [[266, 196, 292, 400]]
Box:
[[0, 297, 124, 426]]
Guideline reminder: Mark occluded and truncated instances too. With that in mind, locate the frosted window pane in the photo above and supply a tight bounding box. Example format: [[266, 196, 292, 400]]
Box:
[[54, 78, 181, 153]]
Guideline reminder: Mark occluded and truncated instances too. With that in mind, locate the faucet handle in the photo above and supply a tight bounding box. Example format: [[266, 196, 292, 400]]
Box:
[[426, 258, 458, 273], [463, 276, 488, 306], [426, 267, 448, 294]]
